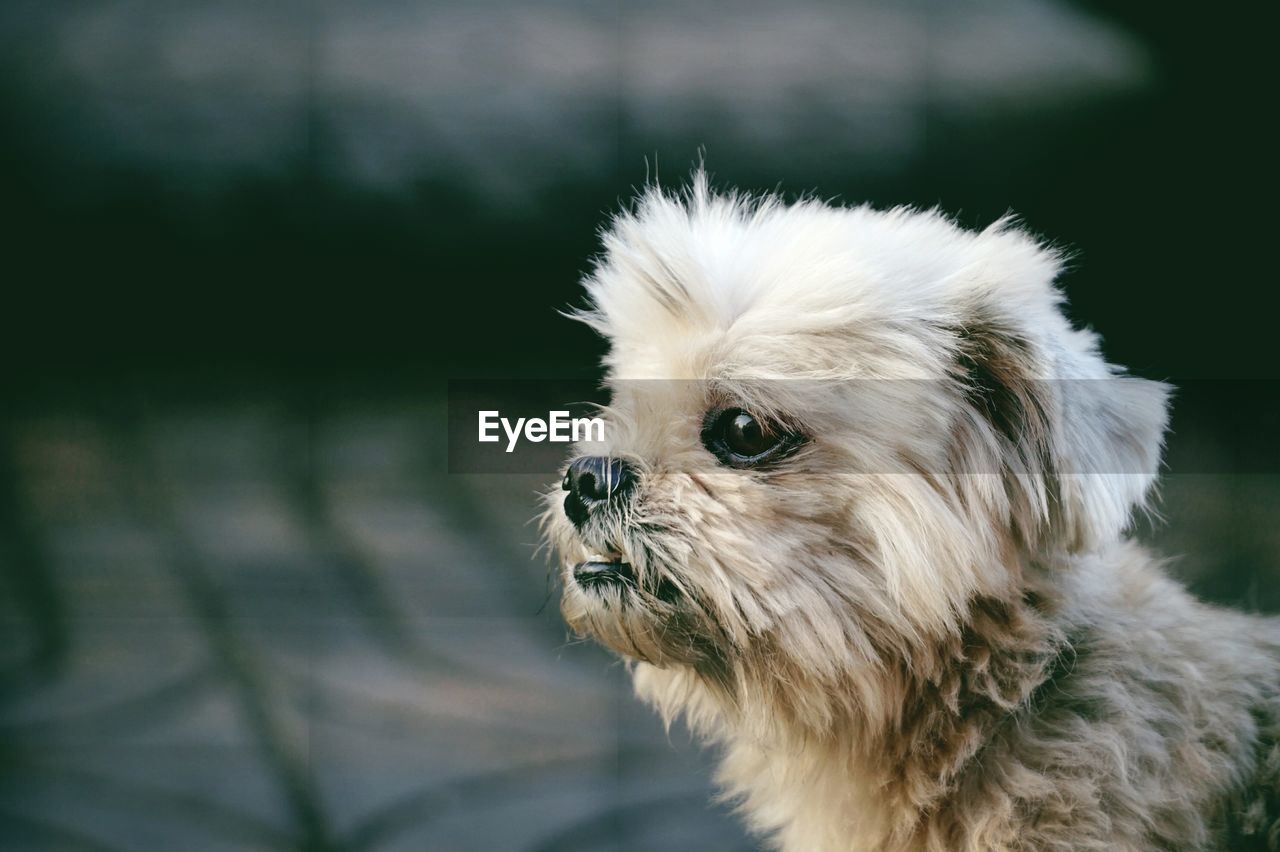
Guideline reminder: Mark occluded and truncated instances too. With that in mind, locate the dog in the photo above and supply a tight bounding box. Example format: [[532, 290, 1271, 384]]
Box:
[[541, 173, 1280, 851]]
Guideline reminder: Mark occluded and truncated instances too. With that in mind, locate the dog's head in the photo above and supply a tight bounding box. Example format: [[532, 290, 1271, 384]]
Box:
[[542, 174, 1168, 727]]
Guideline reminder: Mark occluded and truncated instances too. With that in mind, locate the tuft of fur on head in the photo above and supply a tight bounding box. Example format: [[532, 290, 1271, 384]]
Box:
[[539, 173, 1231, 850]]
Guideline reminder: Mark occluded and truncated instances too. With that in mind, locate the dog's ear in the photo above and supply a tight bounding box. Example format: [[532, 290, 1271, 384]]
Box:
[[948, 240, 1170, 553], [1048, 359, 1170, 551]]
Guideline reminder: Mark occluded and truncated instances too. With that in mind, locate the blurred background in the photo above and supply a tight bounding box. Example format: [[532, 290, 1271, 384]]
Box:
[[1, 1, 1277, 849]]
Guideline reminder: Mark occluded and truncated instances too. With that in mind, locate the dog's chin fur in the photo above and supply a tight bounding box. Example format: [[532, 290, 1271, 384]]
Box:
[[541, 173, 1280, 851]]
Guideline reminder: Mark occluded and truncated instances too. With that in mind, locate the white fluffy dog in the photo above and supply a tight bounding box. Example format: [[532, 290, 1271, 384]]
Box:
[[542, 174, 1280, 851]]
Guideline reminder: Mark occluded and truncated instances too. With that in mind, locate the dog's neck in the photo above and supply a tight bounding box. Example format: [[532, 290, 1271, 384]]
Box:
[[869, 590, 1068, 838], [633, 565, 1071, 849]]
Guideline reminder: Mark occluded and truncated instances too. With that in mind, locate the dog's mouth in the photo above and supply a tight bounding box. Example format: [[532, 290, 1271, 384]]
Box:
[[572, 549, 635, 590]]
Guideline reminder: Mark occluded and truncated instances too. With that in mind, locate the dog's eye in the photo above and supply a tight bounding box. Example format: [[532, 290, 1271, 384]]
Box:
[[701, 408, 801, 468], [724, 412, 774, 457]]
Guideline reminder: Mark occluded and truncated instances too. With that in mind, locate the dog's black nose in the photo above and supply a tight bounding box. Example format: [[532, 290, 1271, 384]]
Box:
[[562, 456, 636, 527]]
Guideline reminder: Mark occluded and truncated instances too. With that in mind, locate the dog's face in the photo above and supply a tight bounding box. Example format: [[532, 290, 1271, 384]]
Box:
[[543, 175, 1168, 726]]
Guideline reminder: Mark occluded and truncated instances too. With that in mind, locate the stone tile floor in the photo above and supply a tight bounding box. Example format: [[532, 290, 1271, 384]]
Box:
[[0, 392, 750, 851], [1, 386, 1275, 851]]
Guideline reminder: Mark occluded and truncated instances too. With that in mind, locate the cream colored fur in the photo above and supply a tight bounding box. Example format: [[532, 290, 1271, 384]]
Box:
[[542, 174, 1280, 851]]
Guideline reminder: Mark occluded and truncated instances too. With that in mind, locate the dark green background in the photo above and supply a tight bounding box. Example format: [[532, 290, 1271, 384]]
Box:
[[0, 2, 1276, 850]]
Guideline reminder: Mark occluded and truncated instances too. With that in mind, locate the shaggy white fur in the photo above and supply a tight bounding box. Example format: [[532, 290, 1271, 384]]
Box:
[[542, 174, 1280, 851]]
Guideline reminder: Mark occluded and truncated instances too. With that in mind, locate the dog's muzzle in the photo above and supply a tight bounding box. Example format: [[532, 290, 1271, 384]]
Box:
[[563, 456, 638, 590]]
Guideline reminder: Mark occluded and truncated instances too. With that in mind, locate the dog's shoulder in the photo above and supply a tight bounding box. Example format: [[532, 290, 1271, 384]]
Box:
[[1219, 616, 1280, 850], [937, 547, 1280, 851]]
